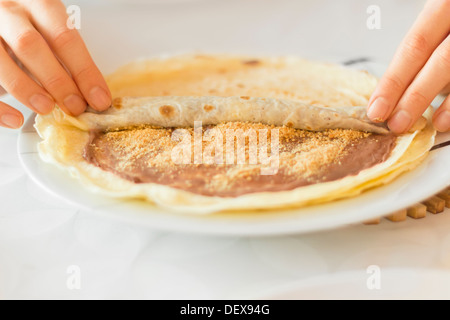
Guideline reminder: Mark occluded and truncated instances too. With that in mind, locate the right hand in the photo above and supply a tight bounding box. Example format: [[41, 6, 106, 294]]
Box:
[[367, 0, 450, 133], [0, 0, 112, 129]]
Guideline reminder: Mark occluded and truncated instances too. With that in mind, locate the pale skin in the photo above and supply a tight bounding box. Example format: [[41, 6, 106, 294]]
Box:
[[0, 0, 111, 129], [367, 0, 450, 133], [0, 1, 449, 133]]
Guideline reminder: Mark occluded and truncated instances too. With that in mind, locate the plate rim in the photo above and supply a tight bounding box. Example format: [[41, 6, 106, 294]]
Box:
[[17, 112, 450, 236], [12, 58, 450, 236]]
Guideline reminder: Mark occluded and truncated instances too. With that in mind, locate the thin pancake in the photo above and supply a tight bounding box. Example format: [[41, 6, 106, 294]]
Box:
[[83, 123, 397, 197], [34, 54, 436, 214]]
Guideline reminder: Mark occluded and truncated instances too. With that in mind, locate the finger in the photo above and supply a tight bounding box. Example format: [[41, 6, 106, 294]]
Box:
[[388, 36, 450, 133], [28, 0, 111, 111], [0, 100, 23, 129], [433, 95, 450, 132], [0, 40, 55, 114], [0, 3, 87, 116], [441, 83, 450, 95], [367, 0, 450, 122]]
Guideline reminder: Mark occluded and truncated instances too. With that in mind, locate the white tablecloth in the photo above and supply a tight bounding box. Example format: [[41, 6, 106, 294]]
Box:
[[2, 0, 450, 300]]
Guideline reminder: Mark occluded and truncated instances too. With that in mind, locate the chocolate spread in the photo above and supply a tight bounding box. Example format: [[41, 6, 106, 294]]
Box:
[[84, 123, 396, 197]]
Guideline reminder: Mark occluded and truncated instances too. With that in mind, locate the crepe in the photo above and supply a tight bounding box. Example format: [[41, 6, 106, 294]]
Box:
[[35, 54, 436, 214], [67, 96, 389, 134]]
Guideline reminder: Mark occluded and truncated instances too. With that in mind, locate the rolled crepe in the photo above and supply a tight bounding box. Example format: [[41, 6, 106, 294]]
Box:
[[70, 96, 389, 134]]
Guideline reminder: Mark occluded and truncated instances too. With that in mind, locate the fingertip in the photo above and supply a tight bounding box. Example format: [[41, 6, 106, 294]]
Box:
[[367, 97, 391, 123], [63, 94, 87, 116], [0, 108, 24, 129], [433, 110, 450, 132], [67, 106, 86, 117], [88, 86, 112, 112], [387, 125, 406, 135], [387, 109, 414, 134], [29, 94, 55, 115]]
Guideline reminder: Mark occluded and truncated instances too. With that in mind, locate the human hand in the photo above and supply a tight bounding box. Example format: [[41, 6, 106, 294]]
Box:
[[0, 0, 112, 129], [367, 0, 450, 133]]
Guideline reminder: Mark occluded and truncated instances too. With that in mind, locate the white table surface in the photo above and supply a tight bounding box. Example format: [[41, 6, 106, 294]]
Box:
[[2, 0, 450, 300]]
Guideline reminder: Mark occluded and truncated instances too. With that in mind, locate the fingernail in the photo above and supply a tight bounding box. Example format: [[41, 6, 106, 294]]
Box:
[[89, 86, 111, 110], [367, 97, 390, 122], [29, 94, 54, 114], [434, 110, 450, 132], [1, 114, 23, 129], [64, 94, 87, 115], [388, 109, 413, 134]]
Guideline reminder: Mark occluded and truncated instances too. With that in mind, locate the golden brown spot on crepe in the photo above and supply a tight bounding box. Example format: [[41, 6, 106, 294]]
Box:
[[84, 122, 397, 198], [204, 105, 215, 112], [159, 105, 175, 117], [242, 60, 261, 66], [240, 96, 250, 100], [112, 98, 123, 109], [236, 83, 245, 88], [286, 122, 294, 128]]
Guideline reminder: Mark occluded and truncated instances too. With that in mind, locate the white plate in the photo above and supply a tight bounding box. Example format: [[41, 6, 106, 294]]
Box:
[[16, 105, 450, 236], [13, 60, 450, 236]]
